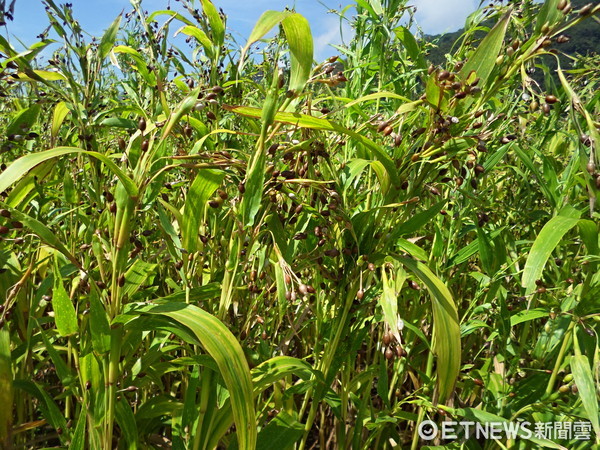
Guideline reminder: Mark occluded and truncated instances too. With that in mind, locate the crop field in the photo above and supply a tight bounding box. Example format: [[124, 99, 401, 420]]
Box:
[[0, 0, 599, 448]]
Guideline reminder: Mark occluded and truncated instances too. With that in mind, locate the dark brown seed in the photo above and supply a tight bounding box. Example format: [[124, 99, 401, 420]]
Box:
[[0, 209, 10, 218], [217, 189, 228, 200], [394, 134, 403, 147], [208, 200, 220, 208], [138, 118, 146, 131], [261, 331, 267, 340], [382, 125, 393, 136], [10, 221, 22, 229], [238, 182, 245, 194], [566, 278, 574, 284], [118, 275, 126, 287], [118, 137, 126, 151], [86, 381, 92, 390], [470, 178, 478, 189], [206, 111, 216, 121], [557, 0, 567, 10], [383, 332, 391, 345], [324, 249, 340, 257], [175, 260, 183, 270], [141, 140, 149, 152], [536, 286, 547, 294], [0, 226, 9, 234], [377, 121, 389, 133], [110, 202, 117, 214], [542, 103, 551, 114], [535, 279, 544, 286], [545, 94, 558, 104], [474, 164, 485, 176], [579, 3, 593, 16], [385, 347, 394, 360], [438, 70, 450, 81], [473, 378, 484, 386]]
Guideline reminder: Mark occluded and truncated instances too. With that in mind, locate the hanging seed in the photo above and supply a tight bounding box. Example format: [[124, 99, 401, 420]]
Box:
[[385, 347, 394, 360], [217, 189, 228, 200], [586, 161, 596, 175], [118, 275, 126, 287], [382, 125, 393, 136], [579, 3, 593, 16], [470, 178, 478, 189], [0, 226, 9, 234], [118, 137, 126, 151], [542, 103, 551, 114], [556, 35, 570, 44], [238, 182, 245, 194], [396, 346, 406, 358], [324, 249, 340, 257], [206, 111, 216, 121], [383, 332, 391, 345], [437, 70, 450, 81], [545, 94, 558, 104], [377, 121, 389, 133], [184, 124, 193, 137], [0, 209, 10, 218], [10, 220, 22, 229], [356, 289, 364, 300], [138, 118, 146, 131], [474, 164, 485, 176], [298, 284, 308, 295], [557, 0, 567, 9], [394, 134, 403, 147], [537, 286, 547, 294]]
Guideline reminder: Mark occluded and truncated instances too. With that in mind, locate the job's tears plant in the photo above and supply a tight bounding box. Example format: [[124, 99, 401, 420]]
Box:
[[0, 0, 598, 448]]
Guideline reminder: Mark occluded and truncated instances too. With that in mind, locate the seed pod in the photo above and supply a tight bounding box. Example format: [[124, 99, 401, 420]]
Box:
[[394, 134, 403, 147], [437, 70, 450, 81], [470, 178, 478, 189], [238, 181, 245, 194], [141, 140, 149, 152], [382, 125, 393, 136], [427, 64, 435, 75], [579, 3, 593, 16], [0, 226, 9, 234], [212, 85, 224, 95], [356, 289, 364, 300], [557, 0, 567, 9], [385, 347, 394, 360], [545, 94, 558, 104], [529, 101, 539, 112], [118, 137, 126, 151], [474, 164, 485, 176], [118, 275, 126, 287], [382, 332, 391, 345], [206, 111, 216, 121], [10, 221, 23, 229], [324, 248, 340, 257], [138, 118, 146, 131], [217, 189, 228, 200], [0, 209, 10, 218], [586, 160, 596, 175], [184, 124, 193, 137], [377, 121, 389, 133], [537, 286, 547, 294], [542, 103, 551, 114], [298, 284, 308, 295]]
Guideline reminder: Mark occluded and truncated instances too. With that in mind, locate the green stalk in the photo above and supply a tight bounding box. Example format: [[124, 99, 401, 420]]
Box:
[[411, 349, 435, 450], [545, 319, 576, 396]]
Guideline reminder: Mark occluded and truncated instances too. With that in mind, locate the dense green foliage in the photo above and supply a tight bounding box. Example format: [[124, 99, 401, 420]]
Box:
[[0, 0, 599, 448]]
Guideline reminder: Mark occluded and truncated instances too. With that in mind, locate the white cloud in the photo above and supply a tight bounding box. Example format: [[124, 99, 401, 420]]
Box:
[[409, 0, 480, 35], [312, 14, 354, 61]]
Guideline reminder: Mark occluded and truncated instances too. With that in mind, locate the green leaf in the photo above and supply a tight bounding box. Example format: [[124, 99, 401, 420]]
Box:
[[256, 411, 304, 450], [380, 265, 405, 343], [53, 256, 78, 337], [181, 169, 225, 253], [99, 14, 122, 60], [571, 354, 600, 443], [142, 302, 256, 449], [241, 11, 291, 63], [510, 308, 548, 326], [122, 260, 158, 299], [0, 147, 138, 198], [115, 398, 138, 450], [398, 257, 460, 403], [89, 289, 111, 354], [68, 410, 86, 450], [6, 104, 40, 137], [394, 26, 427, 70], [459, 9, 511, 89], [224, 105, 400, 187], [199, 0, 225, 48], [522, 210, 581, 295], [175, 25, 214, 59], [281, 13, 313, 94], [0, 330, 12, 440], [51, 102, 70, 138]]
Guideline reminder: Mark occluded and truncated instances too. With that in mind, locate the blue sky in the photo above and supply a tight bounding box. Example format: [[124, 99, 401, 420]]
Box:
[[6, 0, 485, 61]]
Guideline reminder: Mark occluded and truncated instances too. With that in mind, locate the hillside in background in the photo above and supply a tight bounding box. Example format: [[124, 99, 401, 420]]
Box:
[[426, 0, 599, 75]]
